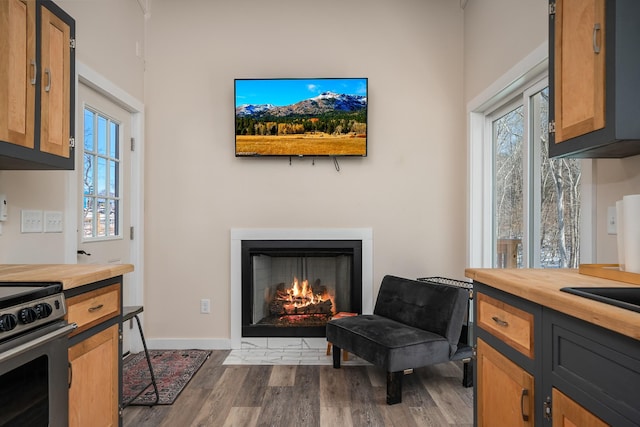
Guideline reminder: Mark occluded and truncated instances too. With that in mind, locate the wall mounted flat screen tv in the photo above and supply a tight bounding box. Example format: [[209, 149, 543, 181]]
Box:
[[235, 78, 368, 157]]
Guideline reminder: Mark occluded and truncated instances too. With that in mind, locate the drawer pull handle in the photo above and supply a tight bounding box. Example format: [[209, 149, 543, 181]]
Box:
[[44, 68, 51, 92], [491, 316, 508, 327], [30, 60, 37, 85], [593, 23, 601, 54], [521, 388, 530, 422], [88, 304, 104, 312]]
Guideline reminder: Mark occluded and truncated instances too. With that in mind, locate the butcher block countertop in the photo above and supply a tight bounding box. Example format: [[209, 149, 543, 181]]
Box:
[[0, 264, 134, 290], [465, 268, 640, 341]]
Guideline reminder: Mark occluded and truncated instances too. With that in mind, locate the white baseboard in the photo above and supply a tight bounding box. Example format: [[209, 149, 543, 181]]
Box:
[[145, 338, 232, 350], [142, 337, 329, 351]]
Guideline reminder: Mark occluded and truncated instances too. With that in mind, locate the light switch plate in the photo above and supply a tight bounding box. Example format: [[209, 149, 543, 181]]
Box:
[[44, 211, 63, 233], [607, 206, 617, 235], [21, 210, 43, 233]]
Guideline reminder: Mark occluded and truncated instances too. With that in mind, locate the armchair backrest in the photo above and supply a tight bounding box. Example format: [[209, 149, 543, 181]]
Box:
[[373, 275, 469, 355]]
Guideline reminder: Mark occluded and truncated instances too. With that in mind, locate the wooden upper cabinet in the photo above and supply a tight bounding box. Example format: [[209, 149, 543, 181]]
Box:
[[549, 0, 640, 158], [39, 5, 70, 158], [553, 0, 606, 143], [0, 0, 74, 169], [0, 0, 36, 149]]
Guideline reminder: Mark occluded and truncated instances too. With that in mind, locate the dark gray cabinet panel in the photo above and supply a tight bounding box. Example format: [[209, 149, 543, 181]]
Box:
[[544, 310, 640, 426]]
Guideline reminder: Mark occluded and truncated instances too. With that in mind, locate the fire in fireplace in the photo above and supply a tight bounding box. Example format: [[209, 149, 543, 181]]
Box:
[[241, 240, 362, 337]]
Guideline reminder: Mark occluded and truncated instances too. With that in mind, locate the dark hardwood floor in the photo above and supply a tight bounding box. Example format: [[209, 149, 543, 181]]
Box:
[[123, 350, 473, 426]]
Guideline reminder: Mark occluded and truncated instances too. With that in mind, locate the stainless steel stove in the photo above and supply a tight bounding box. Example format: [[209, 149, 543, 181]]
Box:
[[0, 282, 76, 427], [0, 283, 67, 342]]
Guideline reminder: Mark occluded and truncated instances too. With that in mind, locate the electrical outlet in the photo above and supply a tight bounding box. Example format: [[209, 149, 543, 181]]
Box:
[[607, 206, 617, 235], [21, 210, 43, 233], [200, 299, 211, 314]]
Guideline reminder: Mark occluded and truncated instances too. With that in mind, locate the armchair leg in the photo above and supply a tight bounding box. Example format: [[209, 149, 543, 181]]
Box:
[[462, 360, 473, 388], [386, 371, 403, 405], [332, 345, 342, 369]]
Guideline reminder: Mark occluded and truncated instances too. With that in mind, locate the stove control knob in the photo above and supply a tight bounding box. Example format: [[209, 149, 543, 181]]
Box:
[[0, 314, 18, 331], [34, 303, 53, 319], [18, 307, 37, 324]]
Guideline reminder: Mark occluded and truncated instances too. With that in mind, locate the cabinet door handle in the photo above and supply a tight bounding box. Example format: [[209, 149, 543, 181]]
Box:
[[30, 60, 37, 85], [68, 361, 73, 388], [44, 68, 51, 92], [491, 316, 509, 327], [520, 388, 530, 422], [593, 23, 601, 54], [88, 304, 104, 312]]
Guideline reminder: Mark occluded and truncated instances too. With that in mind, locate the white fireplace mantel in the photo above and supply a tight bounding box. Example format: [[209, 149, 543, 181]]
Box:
[[230, 228, 373, 349]]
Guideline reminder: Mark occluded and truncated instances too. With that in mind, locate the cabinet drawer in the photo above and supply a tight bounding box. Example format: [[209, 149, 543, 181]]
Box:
[[477, 292, 534, 358], [67, 284, 120, 336]]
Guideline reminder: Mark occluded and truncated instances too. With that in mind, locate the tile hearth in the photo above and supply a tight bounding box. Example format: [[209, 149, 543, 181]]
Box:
[[222, 337, 371, 366]]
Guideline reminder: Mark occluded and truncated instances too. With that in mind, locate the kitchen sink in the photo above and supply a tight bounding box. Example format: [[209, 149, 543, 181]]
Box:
[[560, 287, 640, 314]]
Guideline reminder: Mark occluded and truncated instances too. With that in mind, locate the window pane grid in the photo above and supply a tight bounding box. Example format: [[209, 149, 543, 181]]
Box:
[[83, 107, 121, 240]]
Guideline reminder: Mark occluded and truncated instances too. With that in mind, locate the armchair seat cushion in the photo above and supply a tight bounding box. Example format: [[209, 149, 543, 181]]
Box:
[[326, 314, 451, 372]]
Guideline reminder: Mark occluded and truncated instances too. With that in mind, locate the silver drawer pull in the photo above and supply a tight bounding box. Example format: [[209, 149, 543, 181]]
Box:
[[30, 60, 37, 85], [491, 316, 509, 327], [88, 304, 104, 312], [44, 68, 51, 92], [593, 23, 601, 54]]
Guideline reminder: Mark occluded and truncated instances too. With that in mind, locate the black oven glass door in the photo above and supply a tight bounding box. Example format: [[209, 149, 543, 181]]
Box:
[[0, 321, 75, 427]]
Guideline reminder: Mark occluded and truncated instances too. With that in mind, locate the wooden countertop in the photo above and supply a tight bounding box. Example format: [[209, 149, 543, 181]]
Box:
[[465, 268, 640, 341], [0, 264, 134, 290]]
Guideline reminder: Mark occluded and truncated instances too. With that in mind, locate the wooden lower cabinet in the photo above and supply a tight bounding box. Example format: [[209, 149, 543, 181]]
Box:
[[552, 388, 608, 427], [68, 323, 119, 427], [475, 281, 639, 426], [476, 338, 534, 426], [66, 278, 122, 426]]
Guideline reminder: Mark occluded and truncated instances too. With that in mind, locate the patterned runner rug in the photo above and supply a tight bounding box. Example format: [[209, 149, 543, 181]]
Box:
[[122, 349, 211, 405]]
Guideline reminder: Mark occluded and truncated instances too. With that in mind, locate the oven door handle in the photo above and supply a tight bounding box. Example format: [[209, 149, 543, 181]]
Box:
[[0, 323, 77, 364]]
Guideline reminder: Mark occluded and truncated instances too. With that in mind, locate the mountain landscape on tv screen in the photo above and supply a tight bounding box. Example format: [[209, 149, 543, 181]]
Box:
[[235, 90, 367, 156], [236, 91, 366, 118]]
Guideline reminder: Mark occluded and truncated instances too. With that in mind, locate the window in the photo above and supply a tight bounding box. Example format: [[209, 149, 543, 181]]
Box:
[[489, 82, 581, 268], [82, 107, 121, 240]]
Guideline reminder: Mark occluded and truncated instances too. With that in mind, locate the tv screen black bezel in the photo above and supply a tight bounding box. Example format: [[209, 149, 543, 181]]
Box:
[[234, 77, 368, 158]]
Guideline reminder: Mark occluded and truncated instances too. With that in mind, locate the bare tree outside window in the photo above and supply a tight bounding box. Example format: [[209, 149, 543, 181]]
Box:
[[493, 106, 524, 267], [537, 88, 581, 268], [492, 87, 580, 268]]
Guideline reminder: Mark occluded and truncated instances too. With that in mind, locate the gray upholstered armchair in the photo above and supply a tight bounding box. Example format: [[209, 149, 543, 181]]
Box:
[[326, 275, 472, 404]]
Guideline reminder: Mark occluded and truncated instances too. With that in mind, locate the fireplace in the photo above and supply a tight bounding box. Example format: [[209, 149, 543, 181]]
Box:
[[230, 228, 373, 348], [241, 240, 362, 337]]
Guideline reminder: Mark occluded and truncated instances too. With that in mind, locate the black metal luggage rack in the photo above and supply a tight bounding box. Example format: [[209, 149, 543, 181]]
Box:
[[417, 276, 473, 299]]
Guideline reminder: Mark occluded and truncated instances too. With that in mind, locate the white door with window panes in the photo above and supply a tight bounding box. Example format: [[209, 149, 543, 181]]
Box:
[[77, 83, 134, 350]]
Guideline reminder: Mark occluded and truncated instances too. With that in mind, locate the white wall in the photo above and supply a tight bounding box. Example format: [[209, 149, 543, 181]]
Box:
[[594, 156, 640, 262], [143, 0, 465, 341], [0, 171, 69, 262], [463, 0, 547, 103]]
